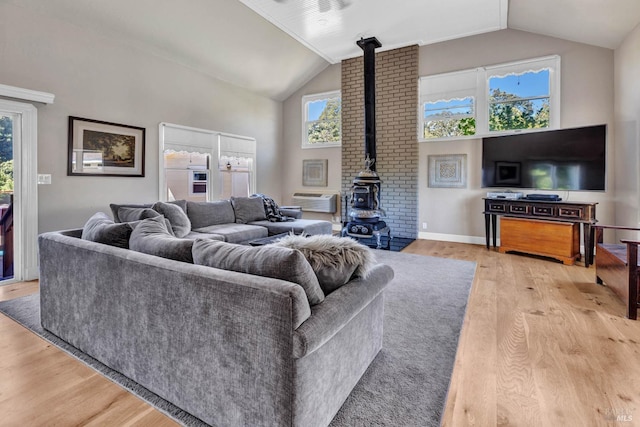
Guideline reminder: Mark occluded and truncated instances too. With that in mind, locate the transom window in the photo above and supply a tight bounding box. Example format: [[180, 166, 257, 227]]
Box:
[[423, 97, 476, 138], [302, 91, 341, 149], [488, 69, 550, 131], [418, 55, 560, 141]]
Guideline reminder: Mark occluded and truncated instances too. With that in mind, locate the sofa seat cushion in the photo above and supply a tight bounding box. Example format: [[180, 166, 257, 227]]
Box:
[[248, 219, 332, 236], [231, 196, 267, 224], [192, 223, 267, 243], [272, 234, 376, 294], [129, 216, 194, 263], [186, 200, 236, 229], [81, 212, 132, 249], [192, 239, 325, 306], [184, 231, 225, 241]]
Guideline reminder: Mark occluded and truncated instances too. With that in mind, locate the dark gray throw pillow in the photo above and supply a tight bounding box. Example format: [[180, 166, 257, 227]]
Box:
[[129, 216, 194, 263], [192, 239, 325, 305], [231, 196, 267, 224], [110, 203, 152, 223], [152, 201, 191, 238], [81, 212, 132, 249], [117, 207, 160, 223]]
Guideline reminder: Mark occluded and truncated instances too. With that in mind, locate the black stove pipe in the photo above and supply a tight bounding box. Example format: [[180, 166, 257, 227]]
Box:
[[356, 37, 381, 171]]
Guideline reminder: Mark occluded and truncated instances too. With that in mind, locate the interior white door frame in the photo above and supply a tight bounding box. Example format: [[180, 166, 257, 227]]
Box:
[[0, 98, 39, 282]]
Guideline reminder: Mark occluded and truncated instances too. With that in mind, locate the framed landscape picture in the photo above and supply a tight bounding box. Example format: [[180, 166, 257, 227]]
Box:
[[68, 116, 145, 177]]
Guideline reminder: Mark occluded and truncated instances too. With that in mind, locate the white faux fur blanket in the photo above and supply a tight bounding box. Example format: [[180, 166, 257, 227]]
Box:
[[272, 234, 376, 278]]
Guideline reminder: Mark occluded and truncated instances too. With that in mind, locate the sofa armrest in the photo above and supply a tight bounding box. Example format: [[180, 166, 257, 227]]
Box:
[[280, 206, 303, 219], [292, 263, 394, 358]]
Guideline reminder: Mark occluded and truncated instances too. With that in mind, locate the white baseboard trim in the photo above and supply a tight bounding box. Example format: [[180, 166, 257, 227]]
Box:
[[418, 232, 491, 246]]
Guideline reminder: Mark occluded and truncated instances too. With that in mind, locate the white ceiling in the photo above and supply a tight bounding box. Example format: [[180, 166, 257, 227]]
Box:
[[5, 0, 640, 100], [238, 0, 509, 63], [508, 0, 640, 50]]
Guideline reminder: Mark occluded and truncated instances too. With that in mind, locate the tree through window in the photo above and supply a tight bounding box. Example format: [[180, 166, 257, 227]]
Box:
[[302, 91, 341, 148], [488, 70, 550, 131], [418, 55, 560, 140], [423, 97, 476, 138]]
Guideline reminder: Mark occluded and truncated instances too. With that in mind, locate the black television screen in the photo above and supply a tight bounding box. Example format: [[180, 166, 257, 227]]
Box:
[[481, 124, 606, 191]]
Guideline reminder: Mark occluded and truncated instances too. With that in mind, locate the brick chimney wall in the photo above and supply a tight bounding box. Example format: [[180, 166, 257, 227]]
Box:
[[341, 45, 418, 239]]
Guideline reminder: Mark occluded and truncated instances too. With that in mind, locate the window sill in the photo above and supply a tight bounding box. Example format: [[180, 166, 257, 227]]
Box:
[[418, 126, 558, 143], [302, 142, 342, 149]]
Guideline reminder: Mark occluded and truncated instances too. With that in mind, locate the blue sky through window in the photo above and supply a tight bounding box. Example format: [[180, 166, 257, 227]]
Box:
[[308, 100, 327, 121], [489, 69, 549, 98], [425, 98, 473, 118]]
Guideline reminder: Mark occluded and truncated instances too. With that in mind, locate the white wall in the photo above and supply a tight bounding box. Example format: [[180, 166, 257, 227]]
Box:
[[0, 3, 283, 233], [418, 29, 615, 242], [282, 64, 342, 223], [284, 29, 616, 242], [614, 23, 640, 238]]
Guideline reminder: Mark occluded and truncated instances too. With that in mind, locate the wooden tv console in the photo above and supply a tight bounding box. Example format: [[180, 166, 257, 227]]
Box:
[[483, 198, 598, 267]]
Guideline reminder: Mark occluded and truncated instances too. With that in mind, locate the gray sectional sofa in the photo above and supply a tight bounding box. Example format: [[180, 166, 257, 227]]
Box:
[[110, 197, 332, 243], [38, 199, 393, 426]]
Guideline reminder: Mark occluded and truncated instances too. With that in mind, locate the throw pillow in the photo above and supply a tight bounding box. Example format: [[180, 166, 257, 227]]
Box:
[[152, 201, 191, 238], [129, 216, 194, 263], [81, 212, 132, 249], [110, 203, 152, 223], [192, 239, 325, 305], [231, 196, 267, 224], [110, 200, 186, 223], [117, 207, 160, 223], [272, 234, 376, 294]]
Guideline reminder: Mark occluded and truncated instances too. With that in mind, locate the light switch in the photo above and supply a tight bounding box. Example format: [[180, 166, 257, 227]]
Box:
[[38, 174, 52, 185]]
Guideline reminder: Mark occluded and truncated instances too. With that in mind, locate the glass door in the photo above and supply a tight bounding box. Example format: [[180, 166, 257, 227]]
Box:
[[0, 114, 15, 280]]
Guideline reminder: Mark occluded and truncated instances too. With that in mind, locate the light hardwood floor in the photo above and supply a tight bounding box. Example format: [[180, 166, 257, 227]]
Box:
[[1, 241, 639, 426]]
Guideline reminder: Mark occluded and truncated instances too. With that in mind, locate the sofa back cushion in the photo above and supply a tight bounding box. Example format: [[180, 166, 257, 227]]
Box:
[[129, 216, 194, 263], [152, 201, 191, 238], [187, 200, 236, 229], [192, 239, 325, 305], [231, 196, 267, 224], [81, 212, 132, 249]]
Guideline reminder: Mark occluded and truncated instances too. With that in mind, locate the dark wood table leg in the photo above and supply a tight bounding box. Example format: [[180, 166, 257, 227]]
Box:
[[583, 223, 592, 268], [485, 214, 490, 249], [492, 214, 497, 248]]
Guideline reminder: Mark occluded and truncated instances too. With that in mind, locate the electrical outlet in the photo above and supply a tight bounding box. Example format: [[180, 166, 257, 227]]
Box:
[[422, 222, 428, 230]]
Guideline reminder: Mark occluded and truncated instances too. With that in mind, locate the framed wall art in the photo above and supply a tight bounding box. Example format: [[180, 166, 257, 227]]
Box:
[[302, 159, 328, 187], [68, 116, 145, 177], [428, 154, 467, 188]]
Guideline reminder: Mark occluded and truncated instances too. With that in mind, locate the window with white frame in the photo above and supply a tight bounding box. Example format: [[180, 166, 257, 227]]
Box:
[[302, 91, 341, 148], [419, 55, 560, 141], [420, 69, 478, 139]]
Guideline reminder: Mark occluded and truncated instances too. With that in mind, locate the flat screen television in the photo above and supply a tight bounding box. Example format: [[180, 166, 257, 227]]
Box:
[[481, 124, 606, 191]]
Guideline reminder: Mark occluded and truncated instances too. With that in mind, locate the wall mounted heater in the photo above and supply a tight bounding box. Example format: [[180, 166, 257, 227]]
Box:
[[291, 193, 337, 213]]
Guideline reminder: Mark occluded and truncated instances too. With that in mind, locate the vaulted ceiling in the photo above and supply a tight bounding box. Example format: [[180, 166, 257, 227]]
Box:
[[5, 0, 640, 100]]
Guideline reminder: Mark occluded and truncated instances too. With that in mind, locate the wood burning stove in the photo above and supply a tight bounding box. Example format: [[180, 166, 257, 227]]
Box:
[[342, 37, 392, 249]]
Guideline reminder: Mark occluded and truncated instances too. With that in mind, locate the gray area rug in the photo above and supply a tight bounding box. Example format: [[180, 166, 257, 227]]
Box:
[[0, 250, 475, 426]]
